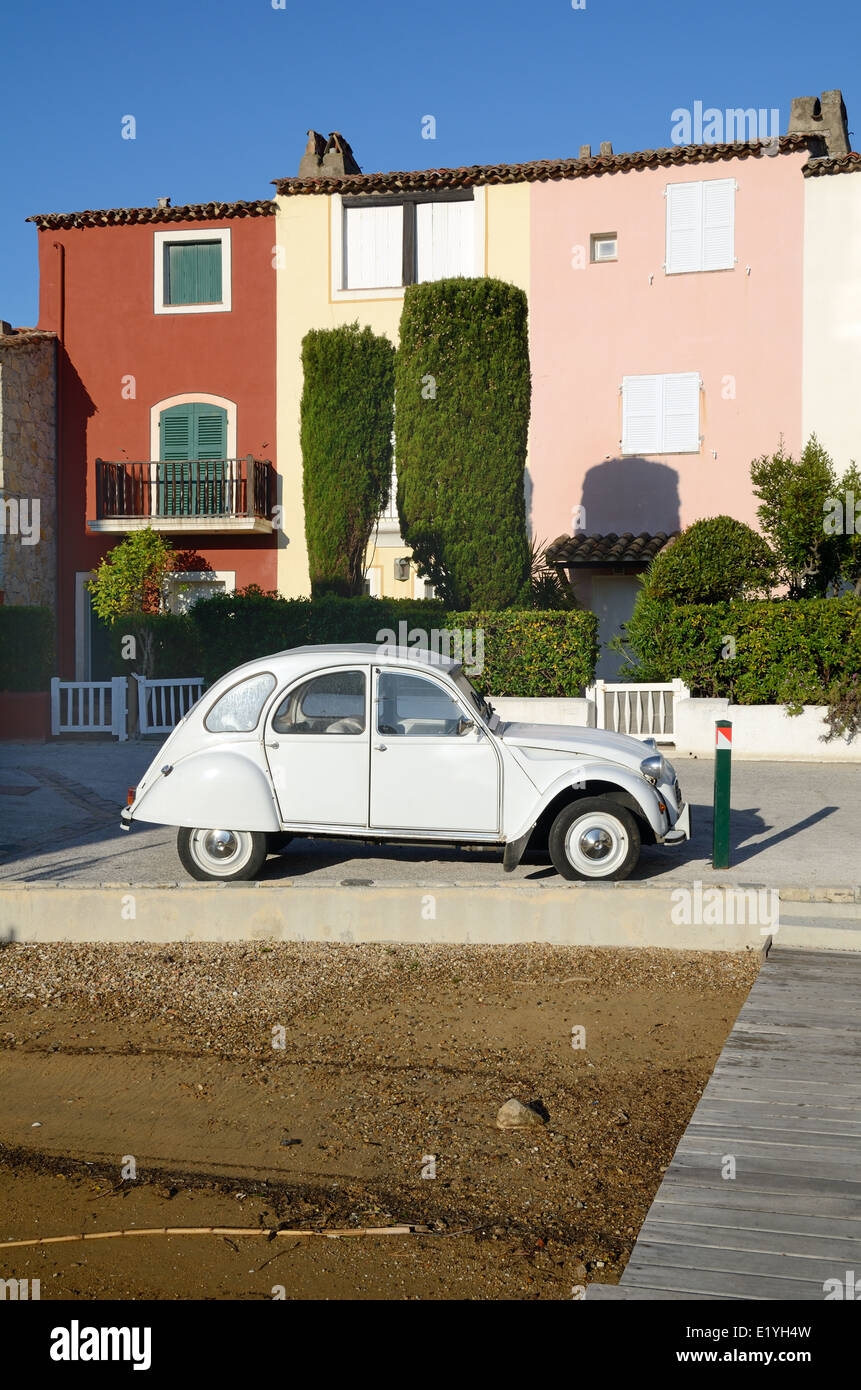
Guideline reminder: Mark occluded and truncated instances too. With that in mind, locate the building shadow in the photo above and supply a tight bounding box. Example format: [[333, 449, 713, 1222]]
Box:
[[579, 457, 681, 535]]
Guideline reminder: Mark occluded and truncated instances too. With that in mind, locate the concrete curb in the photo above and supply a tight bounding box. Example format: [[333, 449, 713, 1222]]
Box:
[[1, 881, 858, 951]]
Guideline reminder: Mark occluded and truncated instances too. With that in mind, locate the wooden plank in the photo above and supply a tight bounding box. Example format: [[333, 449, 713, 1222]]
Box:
[[646, 1183, 861, 1219], [621, 1264, 825, 1299], [644, 1203, 861, 1240], [625, 1241, 842, 1283], [681, 1124, 861, 1152], [587, 1284, 733, 1301], [634, 1220, 861, 1262]]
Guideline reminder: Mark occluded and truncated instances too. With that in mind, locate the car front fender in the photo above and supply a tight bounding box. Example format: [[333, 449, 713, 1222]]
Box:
[[509, 760, 669, 848], [128, 746, 281, 832]]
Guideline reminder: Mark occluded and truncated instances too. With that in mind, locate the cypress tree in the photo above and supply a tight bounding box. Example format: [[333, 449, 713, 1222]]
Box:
[[395, 277, 531, 608], [301, 323, 395, 596]]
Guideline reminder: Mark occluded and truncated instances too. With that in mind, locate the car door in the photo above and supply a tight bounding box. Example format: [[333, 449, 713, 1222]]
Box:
[[369, 667, 500, 834], [264, 666, 370, 828]]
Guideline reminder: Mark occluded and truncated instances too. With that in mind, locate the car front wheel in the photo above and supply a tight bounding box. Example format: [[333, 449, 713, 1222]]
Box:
[[548, 798, 641, 881], [177, 827, 269, 882]]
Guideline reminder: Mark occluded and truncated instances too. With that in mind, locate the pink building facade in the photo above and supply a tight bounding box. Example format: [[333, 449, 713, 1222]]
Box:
[[529, 143, 809, 669]]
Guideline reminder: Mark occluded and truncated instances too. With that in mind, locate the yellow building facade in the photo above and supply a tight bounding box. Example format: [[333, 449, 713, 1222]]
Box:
[[273, 180, 531, 598]]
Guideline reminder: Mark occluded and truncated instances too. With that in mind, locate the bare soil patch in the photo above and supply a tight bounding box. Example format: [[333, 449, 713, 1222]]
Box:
[[0, 942, 758, 1299]]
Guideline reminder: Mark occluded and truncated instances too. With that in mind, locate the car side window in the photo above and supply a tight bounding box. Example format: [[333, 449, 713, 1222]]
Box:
[[376, 671, 463, 737], [272, 670, 366, 735], [204, 673, 276, 733]]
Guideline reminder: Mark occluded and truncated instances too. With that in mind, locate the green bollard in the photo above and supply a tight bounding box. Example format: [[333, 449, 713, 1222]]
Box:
[[712, 720, 733, 870]]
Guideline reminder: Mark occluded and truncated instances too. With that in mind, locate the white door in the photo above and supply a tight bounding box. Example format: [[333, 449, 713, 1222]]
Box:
[[265, 667, 369, 827], [369, 668, 500, 833], [592, 576, 642, 679]]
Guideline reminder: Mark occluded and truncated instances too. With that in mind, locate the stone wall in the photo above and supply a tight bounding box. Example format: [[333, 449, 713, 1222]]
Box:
[[0, 332, 57, 610]]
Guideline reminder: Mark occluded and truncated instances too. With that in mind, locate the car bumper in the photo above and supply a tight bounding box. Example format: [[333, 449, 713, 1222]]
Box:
[[659, 801, 690, 845]]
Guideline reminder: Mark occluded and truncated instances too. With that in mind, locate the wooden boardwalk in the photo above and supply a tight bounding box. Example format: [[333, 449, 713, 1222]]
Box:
[[589, 947, 861, 1300]]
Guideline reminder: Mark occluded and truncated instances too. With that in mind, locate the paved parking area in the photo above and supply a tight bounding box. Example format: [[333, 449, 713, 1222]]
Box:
[[0, 740, 858, 890]]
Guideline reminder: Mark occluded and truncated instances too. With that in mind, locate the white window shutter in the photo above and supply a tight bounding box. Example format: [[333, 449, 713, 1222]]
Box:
[[416, 201, 475, 281], [661, 372, 701, 453], [701, 179, 735, 271], [622, 375, 662, 454], [344, 206, 403, 289], [665, 182, 703, 274]]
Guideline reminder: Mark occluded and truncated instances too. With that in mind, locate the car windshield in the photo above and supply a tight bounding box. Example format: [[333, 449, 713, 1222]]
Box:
[[453, 671, 495, 726]]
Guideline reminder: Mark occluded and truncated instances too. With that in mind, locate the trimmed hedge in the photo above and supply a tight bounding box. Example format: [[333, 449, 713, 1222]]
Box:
[[106, 613, 202, 680], [623, 595, 861, 704], [395, 277, 532, 608], [0, 606, 55, 691], [156, 593, 598, 696]]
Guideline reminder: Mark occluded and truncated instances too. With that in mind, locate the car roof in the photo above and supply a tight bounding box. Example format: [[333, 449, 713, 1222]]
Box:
[[216, 643, 464, 688]]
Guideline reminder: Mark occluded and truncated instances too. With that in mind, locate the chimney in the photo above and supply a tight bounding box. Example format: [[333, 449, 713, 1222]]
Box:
[[787, 89, 850, 157], [157, 196, 171, 209], [599, 141, 614, 157], [579, 144, 592, 159], [298, 129, 361, 178]]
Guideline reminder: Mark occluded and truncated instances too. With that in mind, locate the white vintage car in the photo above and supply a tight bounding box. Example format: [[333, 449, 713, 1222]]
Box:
[[121, 643, 690, 882]]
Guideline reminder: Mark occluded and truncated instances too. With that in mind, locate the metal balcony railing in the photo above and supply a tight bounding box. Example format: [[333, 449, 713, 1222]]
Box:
[[95, 457, 273, 522]]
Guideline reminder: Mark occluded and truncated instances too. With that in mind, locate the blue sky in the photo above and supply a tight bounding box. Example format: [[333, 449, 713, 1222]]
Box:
[[2, 0, 858, 325]]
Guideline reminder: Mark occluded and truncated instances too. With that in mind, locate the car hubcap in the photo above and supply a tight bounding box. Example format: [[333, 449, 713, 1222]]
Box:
[[190, 828, 253, 876], [565, 814, 628, 876]]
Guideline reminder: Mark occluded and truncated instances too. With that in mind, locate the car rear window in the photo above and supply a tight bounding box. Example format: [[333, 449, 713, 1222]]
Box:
[[204, 673, 276, 733]]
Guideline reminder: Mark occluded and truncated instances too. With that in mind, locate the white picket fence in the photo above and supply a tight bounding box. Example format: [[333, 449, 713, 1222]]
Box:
[[50, 676, 203, 739], [134, 675, 204, 736], [587, 679, 690, 744], [50, 677, 129, 741]]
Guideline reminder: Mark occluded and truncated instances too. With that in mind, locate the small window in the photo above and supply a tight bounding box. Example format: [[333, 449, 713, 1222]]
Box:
[[377, 671, 463, 737], [343, 206, 404, 289], [154, 230, 231, 314], [272, 670, 366, 735], [205, 673, 275, 732], [591, 233, 617, 262]]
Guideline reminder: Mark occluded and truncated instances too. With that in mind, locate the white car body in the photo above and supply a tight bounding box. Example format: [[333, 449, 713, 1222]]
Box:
[[122, 643, 690, 881]]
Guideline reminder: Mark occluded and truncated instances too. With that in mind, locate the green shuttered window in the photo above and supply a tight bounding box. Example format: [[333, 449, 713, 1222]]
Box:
[[164, 240, 223, 305], [158, 403, 228, 516]]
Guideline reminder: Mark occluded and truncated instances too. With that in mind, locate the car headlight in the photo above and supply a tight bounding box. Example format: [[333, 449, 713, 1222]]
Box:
[[640, 753, 666, 784]]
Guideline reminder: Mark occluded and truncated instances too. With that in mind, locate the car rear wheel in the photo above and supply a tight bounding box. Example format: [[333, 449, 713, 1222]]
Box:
[[177, 827, 268, 882], [548, 798, 641, 881]]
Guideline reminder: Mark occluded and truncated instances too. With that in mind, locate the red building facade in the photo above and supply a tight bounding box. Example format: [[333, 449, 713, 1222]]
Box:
[[31, 198, 278, 677]]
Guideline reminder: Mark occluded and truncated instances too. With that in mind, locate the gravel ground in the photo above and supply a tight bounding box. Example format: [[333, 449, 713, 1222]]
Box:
[[0, 942, 758, 1299]]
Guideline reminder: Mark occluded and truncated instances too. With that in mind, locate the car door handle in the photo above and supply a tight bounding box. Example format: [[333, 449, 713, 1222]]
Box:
[[266, 741, 279, 749], [375, 743, 387, 752]]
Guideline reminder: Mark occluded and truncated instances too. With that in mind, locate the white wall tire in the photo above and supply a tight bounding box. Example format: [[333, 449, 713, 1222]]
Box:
[[548, 798, 641, 881], [177, 827, 268, 882]]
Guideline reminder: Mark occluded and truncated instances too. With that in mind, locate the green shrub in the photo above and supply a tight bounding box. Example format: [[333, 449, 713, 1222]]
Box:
[[644, 516, 775, 604], [622, 595, 861, 704], [182, 593, 597, 696], [301, 323, 395, 596], [0, 606, 54, 691], [395, 277, 532, 608], [105, 612, 202, 679]]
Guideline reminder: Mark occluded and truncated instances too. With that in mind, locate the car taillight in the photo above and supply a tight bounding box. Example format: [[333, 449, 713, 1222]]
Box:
[[127, 787, 136, 806]]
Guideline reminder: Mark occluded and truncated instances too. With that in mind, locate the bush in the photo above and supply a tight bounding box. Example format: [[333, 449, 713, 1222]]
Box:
[[105, 612, 202, 679], [622, 595, 861, 704], [395, 277, 532, 608], [301, 323, 395, 596], [0, 606, 54, 691], [643, 516, 774, 604], [181, 593, 597, 696]]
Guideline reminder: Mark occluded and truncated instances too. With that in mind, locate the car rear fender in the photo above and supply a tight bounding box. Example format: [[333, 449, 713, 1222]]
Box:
[[128, 746, 281, 832]]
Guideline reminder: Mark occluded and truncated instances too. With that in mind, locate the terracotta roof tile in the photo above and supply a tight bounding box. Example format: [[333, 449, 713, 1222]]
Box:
[[28, 199, 276, 230], [546, 531, 679, 566], [0, 328, 57, 348], [803, 152, 861, 176], [274, 134, 816, 197]]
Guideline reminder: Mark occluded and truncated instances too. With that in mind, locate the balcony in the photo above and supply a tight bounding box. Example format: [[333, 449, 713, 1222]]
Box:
[[90, 457, 275, 534]]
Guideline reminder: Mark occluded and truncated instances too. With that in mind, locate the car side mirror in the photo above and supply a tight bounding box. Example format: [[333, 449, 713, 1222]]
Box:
[[457, 716, 475, 736]]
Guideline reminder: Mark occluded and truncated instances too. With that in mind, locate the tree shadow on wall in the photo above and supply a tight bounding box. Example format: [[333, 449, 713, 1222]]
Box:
[[579, 457, 681, 536]]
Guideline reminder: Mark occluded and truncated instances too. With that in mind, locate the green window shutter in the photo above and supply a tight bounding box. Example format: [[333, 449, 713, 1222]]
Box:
[[158, 403, 227, 516], [164, 241, 223, 306]]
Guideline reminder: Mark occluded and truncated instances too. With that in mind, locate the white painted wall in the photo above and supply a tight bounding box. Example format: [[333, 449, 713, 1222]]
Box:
[[803, 171, 861, 473]]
